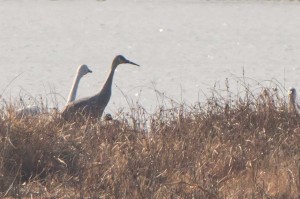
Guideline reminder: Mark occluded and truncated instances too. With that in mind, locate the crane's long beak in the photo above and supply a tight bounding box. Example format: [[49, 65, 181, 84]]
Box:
[[126, 60, 140, 67]]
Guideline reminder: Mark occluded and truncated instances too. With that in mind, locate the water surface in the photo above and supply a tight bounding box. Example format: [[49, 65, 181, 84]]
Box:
[[1, 0, 300, 112]]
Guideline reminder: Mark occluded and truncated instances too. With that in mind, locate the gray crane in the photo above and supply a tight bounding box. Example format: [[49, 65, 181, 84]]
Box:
[[61, 55, 140, 120]]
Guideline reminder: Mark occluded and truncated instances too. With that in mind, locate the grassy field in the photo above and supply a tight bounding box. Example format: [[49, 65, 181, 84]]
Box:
[[0, 81, 300, 198]]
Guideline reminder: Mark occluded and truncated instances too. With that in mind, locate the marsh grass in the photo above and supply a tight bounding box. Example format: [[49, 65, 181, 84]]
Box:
[[0, 80, 300, 198]]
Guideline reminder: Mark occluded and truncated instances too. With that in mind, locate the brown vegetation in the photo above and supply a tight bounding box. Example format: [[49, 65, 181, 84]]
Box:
[[0, 84, 300, 198]]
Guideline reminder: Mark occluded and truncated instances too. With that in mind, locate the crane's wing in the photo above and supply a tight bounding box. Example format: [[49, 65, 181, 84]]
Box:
[[61, 95, 104, 119]]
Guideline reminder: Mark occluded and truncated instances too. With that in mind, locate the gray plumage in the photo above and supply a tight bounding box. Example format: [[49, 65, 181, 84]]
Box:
[[61, 55, 139, 120]]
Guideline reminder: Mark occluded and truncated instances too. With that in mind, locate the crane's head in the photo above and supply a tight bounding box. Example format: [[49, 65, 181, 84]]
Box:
[[77, 64, 93, 77], [112, 55, 140, 69]]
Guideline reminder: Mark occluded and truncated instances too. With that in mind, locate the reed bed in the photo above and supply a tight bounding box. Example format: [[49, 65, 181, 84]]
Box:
[[0, 81, 300, 198]]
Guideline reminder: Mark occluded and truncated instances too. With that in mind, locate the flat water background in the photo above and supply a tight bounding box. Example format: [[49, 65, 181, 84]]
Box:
[[1, 0, 300, 113]]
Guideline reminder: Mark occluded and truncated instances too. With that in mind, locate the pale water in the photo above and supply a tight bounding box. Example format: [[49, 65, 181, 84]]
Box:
[[1, 0, 300, 113]]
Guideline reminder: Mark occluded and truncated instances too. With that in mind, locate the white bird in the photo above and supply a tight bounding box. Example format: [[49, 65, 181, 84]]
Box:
[[66, 64, 92, 104], [16, 104, 41, 118], [16, 64, 92, 118]]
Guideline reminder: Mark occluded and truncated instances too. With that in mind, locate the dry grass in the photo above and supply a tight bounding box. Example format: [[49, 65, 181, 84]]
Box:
[[0, 82, 300, 198]]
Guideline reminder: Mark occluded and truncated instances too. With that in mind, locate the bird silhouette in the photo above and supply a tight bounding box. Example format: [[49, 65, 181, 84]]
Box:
[[288, 87, 298, 113], [66, 64, 92, 104], [16, 64, 92, 118], [61, 55, 139, 120]]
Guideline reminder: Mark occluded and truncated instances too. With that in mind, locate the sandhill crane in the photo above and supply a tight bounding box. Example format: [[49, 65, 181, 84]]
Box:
[[61, 55, 140, 120]]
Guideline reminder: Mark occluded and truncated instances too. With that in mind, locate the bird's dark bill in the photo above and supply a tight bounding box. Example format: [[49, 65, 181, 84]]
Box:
[[127, 60, 140, 66]]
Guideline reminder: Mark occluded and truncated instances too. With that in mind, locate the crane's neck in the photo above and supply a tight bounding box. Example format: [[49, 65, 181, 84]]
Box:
[[99, 67, 116, 95], [66, 73, 82, 104]]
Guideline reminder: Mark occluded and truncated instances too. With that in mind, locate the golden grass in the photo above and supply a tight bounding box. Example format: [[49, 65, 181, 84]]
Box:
[[0, 83, 300, 198]]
